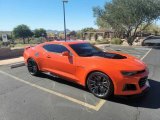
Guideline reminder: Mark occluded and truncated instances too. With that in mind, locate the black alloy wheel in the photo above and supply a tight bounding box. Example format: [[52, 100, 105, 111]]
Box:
[[27, 59, 40, 76], [87, 72, 113, 99]]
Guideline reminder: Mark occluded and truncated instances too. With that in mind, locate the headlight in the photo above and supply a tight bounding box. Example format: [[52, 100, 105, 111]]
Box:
[[121, 71, 137, 76]]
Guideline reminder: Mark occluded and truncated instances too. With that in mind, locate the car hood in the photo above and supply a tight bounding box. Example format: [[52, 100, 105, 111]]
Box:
[[89, 52, 146, 71], [93, 51, 127, 59]]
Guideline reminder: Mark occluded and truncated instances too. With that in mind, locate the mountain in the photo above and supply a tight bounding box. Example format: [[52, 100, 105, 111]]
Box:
[[0, 31, 12, 35], [46, 29, 71, 34], [0, 29, 73, 35]]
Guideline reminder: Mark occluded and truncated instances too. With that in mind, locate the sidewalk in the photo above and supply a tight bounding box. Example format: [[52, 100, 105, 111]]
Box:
[[0, 57, 24, 66]]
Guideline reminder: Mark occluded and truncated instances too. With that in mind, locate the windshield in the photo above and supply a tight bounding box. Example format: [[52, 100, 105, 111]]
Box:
[[70, 43, 103, 56]]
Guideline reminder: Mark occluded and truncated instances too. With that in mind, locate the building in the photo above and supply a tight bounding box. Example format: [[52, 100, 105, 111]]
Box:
[[82, 29, 115, 41]]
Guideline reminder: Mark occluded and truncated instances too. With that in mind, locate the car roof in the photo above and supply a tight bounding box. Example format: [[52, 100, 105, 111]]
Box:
[[44, 40, 88, 45]]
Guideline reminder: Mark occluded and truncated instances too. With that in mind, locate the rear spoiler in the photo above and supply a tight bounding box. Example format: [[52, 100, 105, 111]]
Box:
[[25, 46, 32, 50]]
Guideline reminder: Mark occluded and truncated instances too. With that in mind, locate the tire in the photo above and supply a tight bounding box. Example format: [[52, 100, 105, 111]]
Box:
[[87, 72, 114, 99], [27, 58, 40, 76]]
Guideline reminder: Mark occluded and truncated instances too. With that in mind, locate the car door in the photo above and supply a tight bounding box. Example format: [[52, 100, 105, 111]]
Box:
[[43, 44, 77, 81], [38, 45, 53, 71]]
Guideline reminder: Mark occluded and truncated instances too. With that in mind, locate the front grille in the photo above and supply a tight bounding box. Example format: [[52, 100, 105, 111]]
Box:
[[139, 77, 147, 88], [123, 84, 137, 91]]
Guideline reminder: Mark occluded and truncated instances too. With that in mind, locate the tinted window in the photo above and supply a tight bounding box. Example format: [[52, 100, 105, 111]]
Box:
[[43, 44, 69, 53], [70, 43, 102, 56]]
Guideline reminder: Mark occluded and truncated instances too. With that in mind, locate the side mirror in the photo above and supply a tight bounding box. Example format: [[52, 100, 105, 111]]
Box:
[[62, 51, 70, 56]]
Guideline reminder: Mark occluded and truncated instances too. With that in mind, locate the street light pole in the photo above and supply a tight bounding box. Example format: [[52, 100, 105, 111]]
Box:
[[62, 0, 68, 41]]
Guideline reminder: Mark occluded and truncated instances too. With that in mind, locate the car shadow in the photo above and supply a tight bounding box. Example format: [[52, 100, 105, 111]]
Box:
[[37, 74, 160, 109], [37, 73, 87, 91], [153, 46, 160, 50], [144, 46, 160, 50], [109, 79, 160, 109]]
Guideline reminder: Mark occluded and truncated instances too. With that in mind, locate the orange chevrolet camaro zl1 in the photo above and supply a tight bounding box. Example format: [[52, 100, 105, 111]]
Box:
[[23, 41, 150, 98]]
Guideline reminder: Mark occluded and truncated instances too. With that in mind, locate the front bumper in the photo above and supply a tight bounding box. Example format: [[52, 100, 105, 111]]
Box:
[[114, 71, 150, 96]]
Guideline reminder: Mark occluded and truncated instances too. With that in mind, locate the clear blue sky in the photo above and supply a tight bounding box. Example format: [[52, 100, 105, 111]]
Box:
[[0, 0, 108, 31]]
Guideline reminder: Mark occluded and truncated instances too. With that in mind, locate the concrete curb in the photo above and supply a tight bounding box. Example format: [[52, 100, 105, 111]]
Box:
[[10, 62, 25, 69], [0, 57, 24, 66]]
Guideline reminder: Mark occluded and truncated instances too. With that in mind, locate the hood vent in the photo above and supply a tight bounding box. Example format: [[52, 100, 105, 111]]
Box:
[[95, 52, 127, 59]]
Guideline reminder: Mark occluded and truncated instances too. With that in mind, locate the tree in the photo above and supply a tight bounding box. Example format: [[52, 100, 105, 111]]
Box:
[[76, 31, 82, 39], [93, 0, 160, 45], [34, 28, 47, 38], [142, 23, 160, 35], [58, 32, 65, 39], [13, 24, 33, 44], [96, 17, 112, 29], [81, 27, 96, 33], [68, 31, 77, 40]]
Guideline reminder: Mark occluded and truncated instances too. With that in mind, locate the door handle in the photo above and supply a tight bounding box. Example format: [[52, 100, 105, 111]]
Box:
[[47, 55, 51, 58]]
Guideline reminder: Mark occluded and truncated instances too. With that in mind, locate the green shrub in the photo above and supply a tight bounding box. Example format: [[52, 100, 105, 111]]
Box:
[[29, 39, 40, 44], [29, 37, 46, 44], [14, 39, 24, 44], [110, 38, 123, 45], [90, 39, 110, 45], [90, 41, 96, 45], [96, 39, 110, 44]]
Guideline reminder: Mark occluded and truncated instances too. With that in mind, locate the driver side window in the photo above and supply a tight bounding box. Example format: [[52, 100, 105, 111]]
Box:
[[43, 44, 70, 54]]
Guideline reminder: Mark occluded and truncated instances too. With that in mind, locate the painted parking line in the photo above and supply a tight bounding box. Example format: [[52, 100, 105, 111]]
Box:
[[126, 48, 152, 60], [0, 70, 105, 111], [140, 48, 152, 60], [108, 47, 152, 59]]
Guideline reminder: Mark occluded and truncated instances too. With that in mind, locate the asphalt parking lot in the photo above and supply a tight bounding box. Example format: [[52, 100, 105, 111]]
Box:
[[101, 45, 152, 59], [0, 46, 160, 120]]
